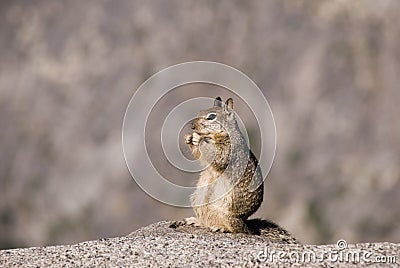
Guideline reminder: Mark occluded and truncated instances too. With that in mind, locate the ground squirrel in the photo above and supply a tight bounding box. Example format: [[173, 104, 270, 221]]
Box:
[[171, 97, 264, 234]]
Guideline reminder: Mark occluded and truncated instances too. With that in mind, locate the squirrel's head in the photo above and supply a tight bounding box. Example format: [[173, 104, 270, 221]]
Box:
[[191, 97, 238, 136]]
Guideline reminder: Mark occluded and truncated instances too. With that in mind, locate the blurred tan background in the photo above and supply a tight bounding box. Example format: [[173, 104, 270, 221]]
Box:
[[1, 0, 399, 249]]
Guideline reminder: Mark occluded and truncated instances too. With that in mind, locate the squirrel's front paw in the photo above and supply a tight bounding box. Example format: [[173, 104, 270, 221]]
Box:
[[191, 132, 202, 146], [184, 133, 193, 144]]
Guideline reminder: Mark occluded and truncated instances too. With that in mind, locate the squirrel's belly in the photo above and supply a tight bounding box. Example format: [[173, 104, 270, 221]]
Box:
[[191, 184, 236, 228], [191, 177, 233, 206]]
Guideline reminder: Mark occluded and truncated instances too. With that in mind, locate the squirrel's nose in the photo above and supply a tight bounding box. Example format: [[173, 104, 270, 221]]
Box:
[[191, 122, 195, 130]]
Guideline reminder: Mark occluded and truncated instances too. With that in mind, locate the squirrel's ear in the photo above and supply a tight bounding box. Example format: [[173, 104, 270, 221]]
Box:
[[214, 96, 222, 108], [225, 98, 234, 112]]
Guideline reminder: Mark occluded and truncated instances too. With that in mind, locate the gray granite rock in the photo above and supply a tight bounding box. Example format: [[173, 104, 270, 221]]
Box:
[[0, 221, 398, 267]]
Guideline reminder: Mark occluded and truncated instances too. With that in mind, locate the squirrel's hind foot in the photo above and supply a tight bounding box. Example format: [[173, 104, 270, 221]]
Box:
[[169, 217, 201, 229], [209, 226, 229, 233]]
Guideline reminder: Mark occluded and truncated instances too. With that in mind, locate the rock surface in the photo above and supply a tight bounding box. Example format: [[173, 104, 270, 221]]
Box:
[[0, 221, 398, 267]]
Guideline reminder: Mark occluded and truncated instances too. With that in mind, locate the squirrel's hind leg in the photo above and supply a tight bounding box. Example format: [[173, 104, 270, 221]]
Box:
[[208, 214, 251, 234], [225, 216, 251, 234]]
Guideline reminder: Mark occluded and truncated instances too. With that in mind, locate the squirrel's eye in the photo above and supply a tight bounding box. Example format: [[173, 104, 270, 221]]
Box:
[[206, 112, 217, 121]]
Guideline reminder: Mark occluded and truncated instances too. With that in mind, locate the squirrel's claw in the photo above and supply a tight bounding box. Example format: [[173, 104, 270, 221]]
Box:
[[169, 220, 184, 228], [209, 226, 229, 233]]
